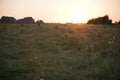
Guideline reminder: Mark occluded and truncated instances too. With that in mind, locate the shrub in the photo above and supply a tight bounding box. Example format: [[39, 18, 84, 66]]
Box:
[[87, 15, 112, 25]]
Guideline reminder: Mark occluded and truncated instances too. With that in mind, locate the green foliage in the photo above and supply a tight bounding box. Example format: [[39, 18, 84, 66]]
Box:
[[0, 24, 120, 80]]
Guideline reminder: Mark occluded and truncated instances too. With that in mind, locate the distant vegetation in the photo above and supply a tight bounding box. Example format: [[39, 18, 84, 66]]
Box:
[[87, 15, 112, 25], [0, 15, 120, 25], [0, 16, 16, 23], [87, 15, 120, 25], [0, 16, 44, 24], [16, 17, 35, 24], [114, 21, 120, 25], [36, 20, 44, 26]]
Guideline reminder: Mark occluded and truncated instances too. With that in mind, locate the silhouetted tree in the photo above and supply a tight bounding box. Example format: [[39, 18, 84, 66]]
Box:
[[36, 20, 44, 26], [118, 21, 120, 25], [114, 21, 118, 25], [113, 21, 120, 25], [22, 17, 35, 24], [16, 17, 35, 24], [87, 18, 95, 24], [0, 16, 16, 23], [16, 19, 24, 23], [87, 15, 112, 25]]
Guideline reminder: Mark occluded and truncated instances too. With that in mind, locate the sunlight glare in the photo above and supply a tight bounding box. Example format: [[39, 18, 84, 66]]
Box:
[[71, 8, 85, 23]]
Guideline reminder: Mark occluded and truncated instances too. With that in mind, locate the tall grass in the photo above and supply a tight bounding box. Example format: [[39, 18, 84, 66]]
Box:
[[0, 24, 120, 80]]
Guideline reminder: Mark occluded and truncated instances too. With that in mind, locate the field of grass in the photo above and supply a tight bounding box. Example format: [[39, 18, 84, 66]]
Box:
[[0, 23, 120, 80]]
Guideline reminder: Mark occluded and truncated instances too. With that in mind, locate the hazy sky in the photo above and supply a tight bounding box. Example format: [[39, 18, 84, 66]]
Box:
[[0, 0, 120, 23]]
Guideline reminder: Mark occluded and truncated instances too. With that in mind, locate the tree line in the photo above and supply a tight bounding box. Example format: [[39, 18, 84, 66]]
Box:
[[0, 16, 44, 24], [0, 15, 120, 25], [87, 15, 120, 25]]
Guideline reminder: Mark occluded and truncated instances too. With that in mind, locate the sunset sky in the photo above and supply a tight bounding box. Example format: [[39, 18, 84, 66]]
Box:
[[0, 0, 120, 23]]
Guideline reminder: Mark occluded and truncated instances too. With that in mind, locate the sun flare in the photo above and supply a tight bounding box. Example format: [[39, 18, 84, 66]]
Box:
[[71, 8, 85, 23], [72, 11, 82, 23]]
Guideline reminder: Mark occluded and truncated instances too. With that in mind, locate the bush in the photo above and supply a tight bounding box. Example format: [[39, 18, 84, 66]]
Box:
[[16, 17, 35, 24], [87, 15, 112, 25], [0, 16, 16, 23]]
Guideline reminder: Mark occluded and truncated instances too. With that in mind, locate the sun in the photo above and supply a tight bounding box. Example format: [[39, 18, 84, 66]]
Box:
[[73, 12, 82, 23], [71, 8, 85, 23]]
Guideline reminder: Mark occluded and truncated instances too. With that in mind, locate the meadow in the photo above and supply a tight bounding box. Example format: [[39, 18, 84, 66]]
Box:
[[0, 23, 120, 80]]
